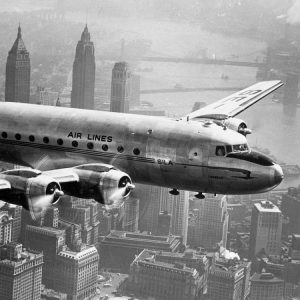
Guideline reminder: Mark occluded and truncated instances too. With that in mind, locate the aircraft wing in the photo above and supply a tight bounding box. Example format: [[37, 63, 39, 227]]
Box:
[[184, 80, 283, 121], [0, 179, 11, 190], [42, 169, 80, 185]]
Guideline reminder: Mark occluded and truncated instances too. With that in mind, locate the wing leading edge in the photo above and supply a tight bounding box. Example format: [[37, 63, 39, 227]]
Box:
[[185, 80, 283, 121]]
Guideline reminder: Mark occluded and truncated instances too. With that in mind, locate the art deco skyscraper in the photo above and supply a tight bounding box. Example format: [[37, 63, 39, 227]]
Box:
[[110, 62, 131, 113], [71, 25, 95, 109], [5, 25, 30, 103]]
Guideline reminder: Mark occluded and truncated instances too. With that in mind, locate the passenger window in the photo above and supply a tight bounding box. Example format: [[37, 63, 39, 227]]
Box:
[[57, 139, 63, 146], [117, 146, 124, 153], [87, 142, 94, 150], [133, 148, 140, 155], [43, 137, 49, 144], [72, 141, 78, 147], [216, 146, 225, 156]]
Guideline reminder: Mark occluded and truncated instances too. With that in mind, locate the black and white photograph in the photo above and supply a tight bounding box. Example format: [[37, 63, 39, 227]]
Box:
[[0, 1, 299, 299]]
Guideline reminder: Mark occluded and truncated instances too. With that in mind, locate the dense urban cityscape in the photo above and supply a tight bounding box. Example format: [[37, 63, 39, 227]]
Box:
[[0, 1, 300, 300]]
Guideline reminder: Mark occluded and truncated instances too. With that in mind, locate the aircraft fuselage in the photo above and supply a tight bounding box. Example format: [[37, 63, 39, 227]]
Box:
[[0, 103, 283, 195]]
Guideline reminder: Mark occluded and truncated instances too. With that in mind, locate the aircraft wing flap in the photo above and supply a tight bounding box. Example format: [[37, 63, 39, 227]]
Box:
[[185, 80, 283, 120]]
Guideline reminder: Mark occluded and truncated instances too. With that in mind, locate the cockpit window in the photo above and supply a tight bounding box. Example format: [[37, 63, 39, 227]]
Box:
[[226, 144, 248, 153], [227, 150, 274, 166], [216, 146, 226, 156]]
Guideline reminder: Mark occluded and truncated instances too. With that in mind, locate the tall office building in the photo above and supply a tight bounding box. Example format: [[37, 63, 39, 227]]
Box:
[[188, 194, 229, 249], [0, 211, 13, 244], [123, 196, 139, 232], [54, 246, 99, 300], [135, 184, 163, 234], [0, 242, 43, 300], [5, 25, 30, 103], [4, 204, 22, 242], [249, 201, 283, 259], [71, 25, 95, 109], [208, 258, 251, 300], [170, 191, 189, 245], [281, 187, 300, 235], [25, 225, 66, 288], [110, 62, 131, 113]]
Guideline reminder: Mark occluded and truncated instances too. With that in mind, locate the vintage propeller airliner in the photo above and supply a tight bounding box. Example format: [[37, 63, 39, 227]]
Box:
[[0, 80, 284, 219]]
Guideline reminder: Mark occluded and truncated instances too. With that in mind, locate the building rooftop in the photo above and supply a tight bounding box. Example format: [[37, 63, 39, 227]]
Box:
[[254, 201, 281, 213], [133, 250, 198, 276], [102, 230, 181, 250], [57, 245, 98, 261], [251, 272, 284, 283], [26, 225, 65, 237]]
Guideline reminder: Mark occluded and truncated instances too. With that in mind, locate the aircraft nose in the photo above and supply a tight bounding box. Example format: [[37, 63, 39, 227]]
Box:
[[273, 164, 284, 186]]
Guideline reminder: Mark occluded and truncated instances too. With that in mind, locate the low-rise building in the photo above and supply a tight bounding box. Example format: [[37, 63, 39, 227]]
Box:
[[250, 272, 284, 300], [100, 230, 182, 272], [128, 249, 205, 300]]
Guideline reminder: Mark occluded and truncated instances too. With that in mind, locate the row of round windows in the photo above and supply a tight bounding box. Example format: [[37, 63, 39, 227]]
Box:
[[1, 132, 141, 155]]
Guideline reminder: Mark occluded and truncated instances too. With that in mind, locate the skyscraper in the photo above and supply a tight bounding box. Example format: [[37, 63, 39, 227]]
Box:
[[123, 196, 139, 232], [249, 201, 283, 259], [0, 242, 43, 300], [0, 211, 13, 244], [54, 246, 99, 300], [170, 191, 189, 245], [110, 62, 131, 113], [281, 187, 300, 235], [208, 258, 251, 300], [188, 194, 229, 249], [71, 25, 95, 109], [5, 25, 30, 103]]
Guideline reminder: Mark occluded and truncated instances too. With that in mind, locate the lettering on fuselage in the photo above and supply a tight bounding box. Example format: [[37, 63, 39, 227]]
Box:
[[157, 158, 173, 165], [67, 132, 113, 142]]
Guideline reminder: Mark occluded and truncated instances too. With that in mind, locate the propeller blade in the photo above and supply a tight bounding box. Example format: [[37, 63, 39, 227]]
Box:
[[28, 189, 64, 221]]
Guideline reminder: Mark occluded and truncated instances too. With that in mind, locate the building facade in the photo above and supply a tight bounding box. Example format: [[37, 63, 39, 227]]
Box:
[[208, 258, 251, 300], [99, 230, 182, 272], [71, 25, 95, 109], [0, 211, 13, 245], [170, 191, 189, 245], [5, 25, 30, 103], [249, 201, 283, 259], [250, 272, 284, 300], [0, 242, 43, 300], [110, 62, 131, 113], [188, 194, 229, 249], [128, 249, 207, 300], [54, 246, 99, 300], [123, 196, 139, 232], [281, 187, 300, 235], [25, 225, 66, 288]]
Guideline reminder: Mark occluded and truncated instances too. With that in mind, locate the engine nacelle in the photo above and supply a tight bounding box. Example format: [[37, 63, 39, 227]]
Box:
[[0, 172, 63, 220], [224, 118, 252, 136], [26, 175, 62, 205], [64, 164, 134, 206]]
